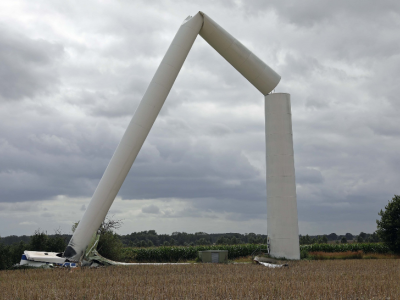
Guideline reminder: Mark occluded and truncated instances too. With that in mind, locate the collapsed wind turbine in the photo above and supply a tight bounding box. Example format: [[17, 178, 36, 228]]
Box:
[[20, 11, 300, 267]]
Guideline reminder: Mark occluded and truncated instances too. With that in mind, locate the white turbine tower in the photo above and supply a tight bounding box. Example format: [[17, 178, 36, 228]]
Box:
[[20, 11, 300, 267]]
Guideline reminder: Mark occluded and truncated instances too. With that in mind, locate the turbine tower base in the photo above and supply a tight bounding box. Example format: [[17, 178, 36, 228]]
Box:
[[265, 93, 300, 260]]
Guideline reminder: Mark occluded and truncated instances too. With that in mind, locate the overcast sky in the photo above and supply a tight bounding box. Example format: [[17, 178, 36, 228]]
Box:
[[0, 1, 399, 237]]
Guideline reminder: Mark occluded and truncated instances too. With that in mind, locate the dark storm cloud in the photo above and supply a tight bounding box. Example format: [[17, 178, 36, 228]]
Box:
[[0, 100, 123, 202], [0, 0, 399, 235], [119, 130, 266, 203], [0, 26, 63, 101]]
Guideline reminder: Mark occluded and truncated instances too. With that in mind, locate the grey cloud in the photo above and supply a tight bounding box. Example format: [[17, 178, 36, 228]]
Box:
[[0, 1, 399, 236], [0, 109, 118, 202], [280, 53, 324, 81], [0, 202, 40, 212], [141, 204, 160, 214], [305, 95, 331, 110], [151, 197, 268, 222], [240, 1, 400, 27], [207, 123, 232, 136], [41, 212, 53, 218], [120, 140, 266, 203], [297, 168, 324, 185], [160, 206, 206, 219], [0, 26, 63, 101], [19, 221, 38, 226]]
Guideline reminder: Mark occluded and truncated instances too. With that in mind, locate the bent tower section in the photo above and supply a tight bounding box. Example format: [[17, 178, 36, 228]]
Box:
[[199, 12, 280, 95], [64, 13, 204, 262]]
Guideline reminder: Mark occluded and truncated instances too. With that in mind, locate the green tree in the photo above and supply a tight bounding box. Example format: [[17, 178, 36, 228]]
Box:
[[29, 230, 49, 251], [97, 231, 124, 260], [216, 237, 230, 245], [345, 233, 354, 241], [196, 238, 210, 245], [73, 216, 124, 259], [299, 234, 314, 245], [376, 195, 400, 254], [137, 240, 147, 247], [359, 232, 367, 240], [321, 235, 328, 244], [46, 229, 67, 252], [341, 237, 347, 244], [253, 236, 264, 244], [0, 239, 11, 270], [367, 232, 381, 243], [9, 241, 29, 265], [230, 237, 239, 245], [96, 216, 124, 260], [28, 229, 66, 252]]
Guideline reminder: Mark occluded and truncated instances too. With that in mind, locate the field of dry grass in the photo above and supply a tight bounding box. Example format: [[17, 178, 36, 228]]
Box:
[[1, 260, 399, 299]]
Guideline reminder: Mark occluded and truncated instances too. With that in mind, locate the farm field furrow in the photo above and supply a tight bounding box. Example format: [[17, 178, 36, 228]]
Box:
[[0, 260, 399, 299]]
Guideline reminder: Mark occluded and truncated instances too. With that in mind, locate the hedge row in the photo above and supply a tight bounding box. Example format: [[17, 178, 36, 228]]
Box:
[[121, 243, 390, 262], [122, 244, 267, 262], [300, 243, 390, 254]]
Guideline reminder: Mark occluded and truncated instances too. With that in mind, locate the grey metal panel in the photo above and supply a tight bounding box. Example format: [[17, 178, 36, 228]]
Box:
[[211, 252, 219, 263]]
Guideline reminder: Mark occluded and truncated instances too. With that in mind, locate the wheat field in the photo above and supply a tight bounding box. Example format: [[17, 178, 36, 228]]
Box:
[[0, 260, 399, 299]]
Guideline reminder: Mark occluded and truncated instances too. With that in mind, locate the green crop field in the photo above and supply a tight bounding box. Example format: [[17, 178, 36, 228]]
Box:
[[122, 244, 267, 262], [300, 243, 390, 254], [119, 243, 391, 263]]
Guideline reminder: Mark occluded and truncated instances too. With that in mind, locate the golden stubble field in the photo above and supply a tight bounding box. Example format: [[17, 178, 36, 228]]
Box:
[[1, 260, 399, 299]]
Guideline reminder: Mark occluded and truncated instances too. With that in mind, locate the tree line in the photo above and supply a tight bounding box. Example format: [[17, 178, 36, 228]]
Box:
[[1, 231, 381, 249], [120, 231, 268, 247], [299, 232, 381, 245]]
